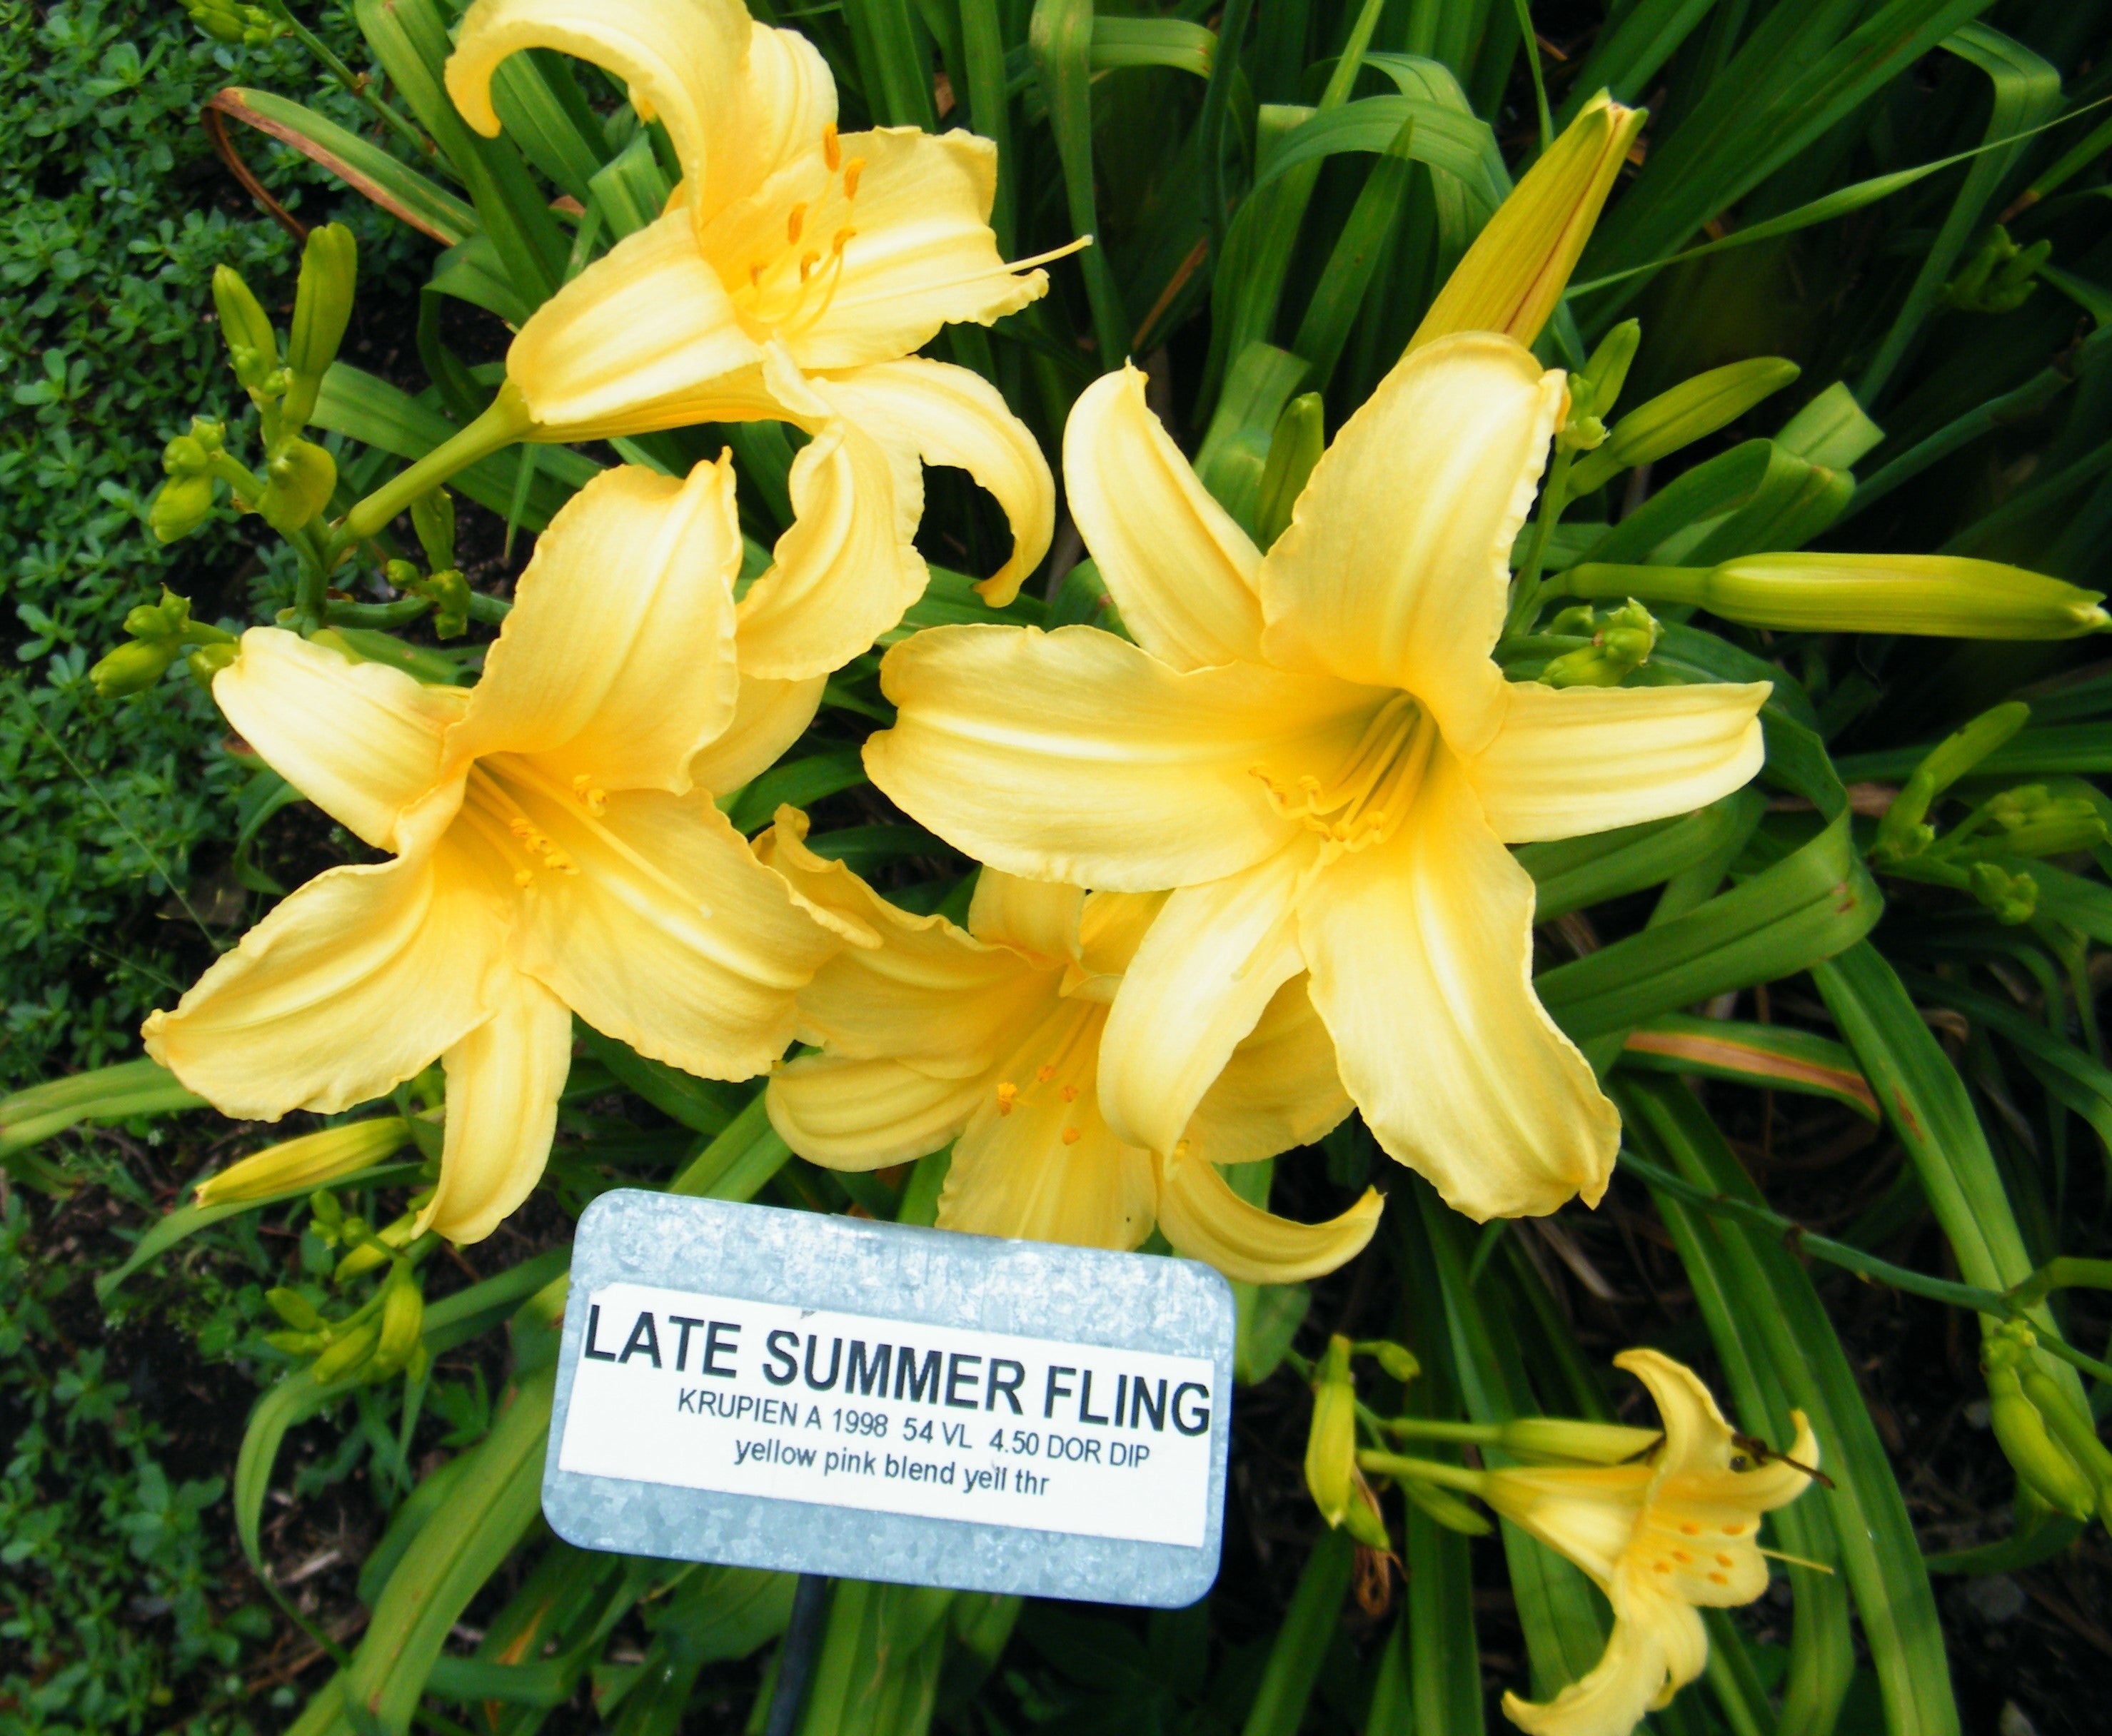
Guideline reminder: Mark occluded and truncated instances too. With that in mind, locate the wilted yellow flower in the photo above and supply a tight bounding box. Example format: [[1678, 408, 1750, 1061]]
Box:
[[1485, 1351, 1819, 1736], [427, 0, 1057, 680], [758, 809, 1377, 1279], [865, 344, 1768, 1219], [1410, 91, 1645, 353], [146, 458, 845, 1243]]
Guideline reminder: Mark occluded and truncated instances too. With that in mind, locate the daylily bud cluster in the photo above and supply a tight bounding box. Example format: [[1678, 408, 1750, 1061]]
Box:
[[1870, 702, 2108, 924], [89, 587, 237, 698], [1982, 1321, 2112, 1530], [266, 1190, 437, 1388], [1943, 224, 2049, 315], [1538, 600, 1661, 688], [1556, 320, 1639, 455], [183, 0, 280, 45], [1301, 1333, 1427, 1550], [1566, 355, 1801, 497]]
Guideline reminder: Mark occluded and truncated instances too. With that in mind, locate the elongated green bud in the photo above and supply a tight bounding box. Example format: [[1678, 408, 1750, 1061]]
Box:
[[1565, 555, 2108, 640], [195, 1118, 412, 1208], [1341, 1474, 1391, 1548], [371, 1265, 426, 1378], [91, 639, 177, 697], [283, 225, 358, 427], [257, 438, 336, 535], [1354, 1340, 1420, 1384], [2019, 1362, 2112, 1532], [212, 264, 278, 393], [1871, 703, 2031, 864], [266, 1286, 326, 1332], [1567, 357, 1802, 495], [188, 643, 238, 689], [1559, 320, 1641, 453], [1967, 861, 2038, 924], [151, 473, 216, 543], [1256, 394, 1323, 550], [1410, 91, 1646, 353], [1983, 1327, 2096, 1520], [311, 1318, 381, 1385], [1394, 1473, 1493, 1535], [1776, 381, 1885, 469], [1304, 1335, 1357, 1530], [1499, 1417, 1662, 1464], [411, 488, 457, 573]]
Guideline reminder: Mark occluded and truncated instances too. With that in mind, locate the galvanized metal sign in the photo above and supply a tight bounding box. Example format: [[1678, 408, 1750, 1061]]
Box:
[[543, 1190, 1235, 1606]]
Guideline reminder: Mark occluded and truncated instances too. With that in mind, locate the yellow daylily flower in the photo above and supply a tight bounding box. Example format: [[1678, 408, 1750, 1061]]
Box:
[[145, 458, 846, 1244], [1482, 1350, 1820, 1736], [431, 0, 1057, 680], [756, 809, 1379, 1281], [864, 342, 1770, 1220]]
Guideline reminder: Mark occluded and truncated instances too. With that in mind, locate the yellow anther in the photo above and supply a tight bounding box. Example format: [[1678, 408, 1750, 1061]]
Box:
[[843, 157, 865, 199], [508, 819, 533, 840], [1715, 1553, 1734, 1567], [1707, 1572, 1729, 1585], [995, 1081, 1018, 1116], [1671, 1550, 1691, 1564], [1654, 1560, 1672, 1574], [750, 261, 766, 290], [513, 868, 533, 888], [1035, 1065, 1055, 1084], [786, 202, 806, 246], [1060, 1127, 1082, 1145], [833, 226, 855, 254], [1722, 1522, 1746, 1535], [822, 122, 840, 171], [1679, 1522, 1701, 1535], [1060, 1084, 1079, 1102], [799, 251, 819, 282]]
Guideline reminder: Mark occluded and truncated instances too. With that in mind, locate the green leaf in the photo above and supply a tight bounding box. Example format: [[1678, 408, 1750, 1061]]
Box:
[[1621, 1011, 1879, 1119], [1, 1057, 203, 1161], [720, 746, 869, 834], [1239, 1529, 1354, 1736]]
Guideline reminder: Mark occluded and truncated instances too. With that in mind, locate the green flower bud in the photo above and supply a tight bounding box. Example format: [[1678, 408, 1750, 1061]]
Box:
[[163, 435, 211, 478], [188, 642, 238, 688], [266, 1286, 326, 1332], [187, 415, 226, 455], [283, 225, 358, 428], [1539, 600, 1659, 688], [1984, 1327, 2096, 1520], [1304, 1335, 1357, 1530], [1567, 357, 1802, 496], [211, 265, 278, 393], [1341, 1475, 1392, 1549], [256, 438, 336, 535], [2018, 1362, 2112, 1530], [123, 590, 191, 642], [311, 1189, 344, 1230], [1356, 1340, 1420, 1384], [150, 474, 216, 543], [1257, 393, 1324, 550], [91, 639, 178, 698], [1943, 226, 2048, 315], [1776, 380, 1885, 470], [384, 559, 422, 591], [422, 569, 472, 640], [1578, 319, 1640, 418], [184, 0, 248, 43], [1873, 704, 2031, 864], [1968, 861, 2038, 925], [1498, 1417, 1663, 1464], [411, 487, 458, 574], [1392, 1472, 1493, 1535], [371, 1266, 426, 1379], [310, 1318, 381, 1385], [265, 1330, 328, 1356]]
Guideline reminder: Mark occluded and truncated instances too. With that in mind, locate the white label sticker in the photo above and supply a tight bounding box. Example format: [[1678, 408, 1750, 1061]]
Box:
[[556, 1282, 1220, 1549]]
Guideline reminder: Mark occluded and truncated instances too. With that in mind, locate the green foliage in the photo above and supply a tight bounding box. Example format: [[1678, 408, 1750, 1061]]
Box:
[[0, 0, 418, 1086]]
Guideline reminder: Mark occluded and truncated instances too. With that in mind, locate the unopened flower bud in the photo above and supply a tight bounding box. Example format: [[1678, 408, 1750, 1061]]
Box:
[[1568, 357, 1802, 495], [2018, 1362, 2112, 1529], [1943, 225, 2049, 315], [257, 438, 336, 534], [194, 1118, 411, 1208], [1410, 91, 1646, 353], [411, 487, 458, 574], [422, 568, 472, 640], [1497, 1416, 1663, 1464], [1342, 1473, 1391, 1549], [124, 590, 191, 642], [91, 639, 177, 698], [1357, 1340, 1420, 1384], [311, 1318, 381, 1385], [150, 474, 216, 542], [188, 415, 226, 455], [1984, 1326, 2096, 1520], [212, 265, 278, 393], [371, 1265, 426, 1378], [1968, 861, 2038, 925], [1305, 1335, 1357, 1530], [283, 224, 358, 428], [266, 1286, 326, 1332], [163, 435, 211, 479], [1539, 600, 1659, 687]]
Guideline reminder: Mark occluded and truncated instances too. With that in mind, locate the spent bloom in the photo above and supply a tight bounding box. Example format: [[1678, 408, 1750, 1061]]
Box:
[[430, 0, 1059, 680], [146, 459, 846, 1243], [760, 808, 1378, 1280]]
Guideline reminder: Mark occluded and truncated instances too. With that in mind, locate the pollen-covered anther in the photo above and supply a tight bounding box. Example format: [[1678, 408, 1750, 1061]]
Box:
[[798, 251, 819, 283], [1254, 694, 1434, 851], [821, 121, 840, 171], [786, 203, 806, 246], [570, 773, 608, 815], [1060, 1127, 1082, 1145], [995, 1081, 1017, 1116], [1060, 1084, 1079, 1101], [1035, 1064, 1055, 1083], [843, 157, 865, 199], [513, 868, 533, 888], [833, 227, 855, 254]]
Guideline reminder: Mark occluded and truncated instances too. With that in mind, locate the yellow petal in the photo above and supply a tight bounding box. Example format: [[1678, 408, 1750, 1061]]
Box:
[[498, 772, 840, 1079], [1297, 745, 1619, 1219], [448, 460, 742, 794], [418, 969, 573, 1244], [757, 809, 1054, 1068], [1064, 364, 1264, 670], [1259, 333, 1564, 756], [940, 1000, 1155, 1248], [688, 673, 826, 794], [1621, 1348, 1819, 1539], [448, 0, 751, 213], [1098, 836, 1317, 1154], [213, 628, 467, 852], [768, 1052, 987, 1170], [1479, 1462, 1651, 1588], [508, 211, 785, 440], [702, 128, 1040, 373], [719, 24, 839, 217], [736, 414, 927, 680], [1467, 681, 1769, 844], [1501, 1600, 1690, 1736], [1186, 974, 1352, 1166], [194, 1116, 412, 1207], [1411, 91, 1646, 353], [1075, 890, 1170, 980], [817, 358, 1053, 606], [1155, 1144, 1379, 1283], [143, 834, 508, 1119], [966, 870, 1083, 963], [868, 625, 1373, 890]]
